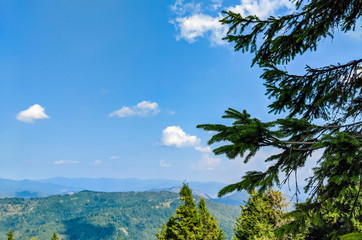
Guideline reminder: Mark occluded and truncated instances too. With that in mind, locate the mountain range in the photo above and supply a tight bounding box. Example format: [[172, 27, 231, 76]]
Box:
[[0, 177, 249, 206], [0, 190, 241, 240]]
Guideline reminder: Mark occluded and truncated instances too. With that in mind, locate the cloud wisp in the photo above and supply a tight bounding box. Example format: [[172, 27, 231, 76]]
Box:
[[191, 153, 222, 171], [53, 160, 79, 165], [109, 101, 160, 118], [16, 104, 49, 123], [160, 160, 172, 167], [91, 160, 103, 165]]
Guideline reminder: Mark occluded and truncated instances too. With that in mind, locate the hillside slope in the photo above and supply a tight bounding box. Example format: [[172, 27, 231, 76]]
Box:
[[0, 191, 240, 240]]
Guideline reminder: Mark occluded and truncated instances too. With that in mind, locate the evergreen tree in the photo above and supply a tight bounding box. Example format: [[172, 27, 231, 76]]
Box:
[[233, 190, 285, 240], [157, 183, 224, 240], [198, 198, 225, 240], [7, 229, 14, 240], [50, 231, 59, 240], [197, 0, 361, 237], [157, 183, 202, 240]]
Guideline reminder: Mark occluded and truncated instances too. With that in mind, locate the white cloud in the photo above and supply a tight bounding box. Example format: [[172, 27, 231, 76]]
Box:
[[170, 0, 294, 45], [161, 125, 212, 150], [53, 160, 79, 165], [172, 14, 227, 45], [227, 0, 294, 19], [136, 101, 160, 115], [160, 160, 172, 167], [92, 160, 103, 165], [109, 156, 120, 160], [161, 126, 201, 148], [110, 106, 135, 117], [109, 101, 160, 118], [16, 104, 49, 123], [161, 126, 216, 170], [191, 153, 222, 170]]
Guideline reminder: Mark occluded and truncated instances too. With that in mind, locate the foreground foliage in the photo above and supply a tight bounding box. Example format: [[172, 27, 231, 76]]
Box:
[[276, 186, 362, 239], [197, 0, 361, 238]]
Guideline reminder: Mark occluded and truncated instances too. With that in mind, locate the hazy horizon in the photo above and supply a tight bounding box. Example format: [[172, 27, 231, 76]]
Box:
[[2, 176, 230, 184]]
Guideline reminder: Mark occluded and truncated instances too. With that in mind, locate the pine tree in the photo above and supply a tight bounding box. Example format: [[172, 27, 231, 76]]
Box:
[[7, 229, 14, 240], [197, 0, 361, 238], [157, 182, 202, 240], [50, 231, 59, 240], [233, 190, 285, 240], [157, 183, 224, 240], [198, 198, 225, 240]]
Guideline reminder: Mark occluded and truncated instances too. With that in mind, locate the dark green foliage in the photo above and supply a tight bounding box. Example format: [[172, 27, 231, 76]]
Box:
[[197, 0, 361, 238], [8, 229, 14, 240], [221, 0, 361, 66], [262, 62, 362, 121], [233, 190, 285, 240], [0, 191, 239, 240], [199, 110, 361, 207], [51, 232, 59, 240], [157, 183, 225, 240]]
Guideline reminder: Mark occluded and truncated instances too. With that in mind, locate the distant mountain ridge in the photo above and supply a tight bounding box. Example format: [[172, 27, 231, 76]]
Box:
[[0, 177, 248, 206], [0, 178, 80, 198]]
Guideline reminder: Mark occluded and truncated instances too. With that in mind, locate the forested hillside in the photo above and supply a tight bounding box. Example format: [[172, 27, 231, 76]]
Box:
[[0, 191, 240, 240]]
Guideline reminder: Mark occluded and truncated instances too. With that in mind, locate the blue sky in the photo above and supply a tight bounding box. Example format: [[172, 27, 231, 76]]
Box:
[[1, 0, 361, 183]]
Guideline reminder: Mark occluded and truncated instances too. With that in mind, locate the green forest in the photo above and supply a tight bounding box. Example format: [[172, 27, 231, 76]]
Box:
[[0, 190, 240, 240]]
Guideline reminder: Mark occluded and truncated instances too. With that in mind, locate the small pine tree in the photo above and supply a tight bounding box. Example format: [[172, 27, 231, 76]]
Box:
[[51, 231, 59, 240], [157, 183, 226, 239], [7, 229, 14, 240], [233, 190, 285, 240], [198, 198, 225, 240], [157, 182, 202, 239]]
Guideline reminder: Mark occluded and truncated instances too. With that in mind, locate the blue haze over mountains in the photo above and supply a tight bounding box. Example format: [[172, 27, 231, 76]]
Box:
[[0, 178, 248, 206]]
